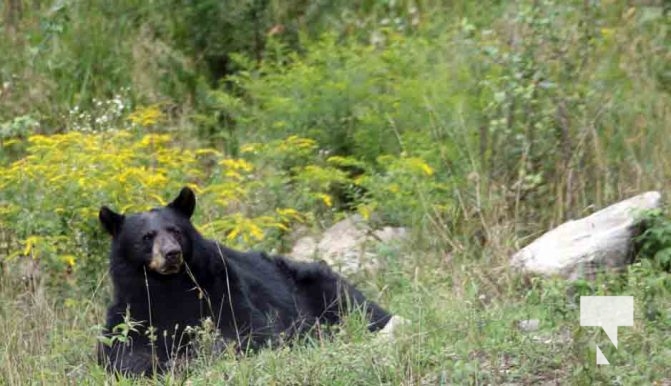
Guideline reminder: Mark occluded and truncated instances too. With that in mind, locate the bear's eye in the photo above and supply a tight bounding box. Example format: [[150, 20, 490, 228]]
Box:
[[142, 232, 155, 242], [167, 227, 181, 236]]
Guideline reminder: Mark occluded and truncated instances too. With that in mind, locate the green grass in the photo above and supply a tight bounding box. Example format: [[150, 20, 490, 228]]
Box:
[[1, 0, 670, 384], [1, 238, 669, 385]]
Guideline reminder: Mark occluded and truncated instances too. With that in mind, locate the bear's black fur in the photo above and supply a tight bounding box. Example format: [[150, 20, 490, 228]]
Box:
[[97, 187, 392, 377]]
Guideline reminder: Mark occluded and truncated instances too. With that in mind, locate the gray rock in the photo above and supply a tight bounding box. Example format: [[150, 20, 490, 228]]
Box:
[[517, 319, 540, 332], [289, 214, 408, 276], [510, 191, 662, 280], [290, 235, 319, 261]]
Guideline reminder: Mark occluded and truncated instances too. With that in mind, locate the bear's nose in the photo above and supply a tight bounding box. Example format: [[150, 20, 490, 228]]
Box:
[[164, 250, 182, 264]]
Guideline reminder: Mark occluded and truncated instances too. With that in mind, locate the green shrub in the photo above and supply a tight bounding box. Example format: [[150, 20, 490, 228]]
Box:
[[636, 209, 671, 272], [0, 104, 442, 297]]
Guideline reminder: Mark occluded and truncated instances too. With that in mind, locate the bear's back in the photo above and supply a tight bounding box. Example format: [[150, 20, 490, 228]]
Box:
[[195, 242, 307, 332]]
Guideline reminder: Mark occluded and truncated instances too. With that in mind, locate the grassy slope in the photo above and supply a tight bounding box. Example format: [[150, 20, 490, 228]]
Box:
[[1, 1, 670, 385], [1, 240, 670, 385]]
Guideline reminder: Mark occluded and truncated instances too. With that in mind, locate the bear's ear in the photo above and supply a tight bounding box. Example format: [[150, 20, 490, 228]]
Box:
[[99, 206, 125, 237], [168, 186, 196, 219]]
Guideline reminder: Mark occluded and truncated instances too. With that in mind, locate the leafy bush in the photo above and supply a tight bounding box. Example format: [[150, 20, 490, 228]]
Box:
[[0, 127, 202, 295], [0, 105, 441, 296], [205, 0, 671, 229], [471, 0, 670, 222], [219, 34, 436, 159], [636, 209, 671, 271]]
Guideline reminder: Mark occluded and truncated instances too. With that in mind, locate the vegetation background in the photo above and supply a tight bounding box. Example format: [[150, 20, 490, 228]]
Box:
[[0, 0, 670, 384]]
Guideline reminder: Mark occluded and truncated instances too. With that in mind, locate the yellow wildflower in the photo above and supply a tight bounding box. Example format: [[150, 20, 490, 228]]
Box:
[[248, 223, 265, 241], [316, 193, 333, 207], [240, 143, 261, 154], [600, 28, 615, 39], [139, 134, 172, 147], [195, 148, 223, 157], [23, 236, 40, 257], [357, 205, 372, 220], [219, 158, 254, 172], [61, 255, 77, 267], [1, 139, 20, 147], [407, 157, 434, 176], [128, 105, 164, 127], [276, 208, 305, 222]]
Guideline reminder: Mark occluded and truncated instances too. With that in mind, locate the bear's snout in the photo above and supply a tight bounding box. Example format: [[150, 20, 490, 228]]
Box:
[[149, 233, 184, 274], [164, 249, 182, 265]]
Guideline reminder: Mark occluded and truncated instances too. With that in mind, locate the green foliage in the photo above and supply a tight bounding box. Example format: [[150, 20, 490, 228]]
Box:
[[162, 0, 277, 80], [636, 209, 671, 271], [1, 0, 671, 384], [218, 32, 461, 164], [470, 0, 615, 219], [0, 126, 204, 295], [356, 153, 450, 226], [0, 105, 440, 296], [97, 306, 145, 349], [200, 0, 671, 228]]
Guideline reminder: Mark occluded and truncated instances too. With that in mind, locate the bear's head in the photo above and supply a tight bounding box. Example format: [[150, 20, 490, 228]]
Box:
[[99, 187, 197, 275]]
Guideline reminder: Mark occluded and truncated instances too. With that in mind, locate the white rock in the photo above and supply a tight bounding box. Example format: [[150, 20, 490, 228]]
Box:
[[375, 315, 411, 342], [517, 319, 540, 332], [510, 191, 662, 280]]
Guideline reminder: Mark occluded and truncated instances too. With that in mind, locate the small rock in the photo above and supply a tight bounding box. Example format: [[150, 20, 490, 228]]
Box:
[[375, 315, 411, 342], [517, 319, 540, 332]]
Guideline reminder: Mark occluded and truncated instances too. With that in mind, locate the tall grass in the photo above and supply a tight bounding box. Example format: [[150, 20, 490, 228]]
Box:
[[0, 0, 670, 384]]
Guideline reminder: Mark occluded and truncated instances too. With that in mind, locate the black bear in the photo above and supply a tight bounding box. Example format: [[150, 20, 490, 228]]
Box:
[[97, 187, 392, 377]]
